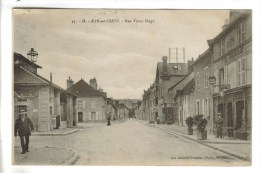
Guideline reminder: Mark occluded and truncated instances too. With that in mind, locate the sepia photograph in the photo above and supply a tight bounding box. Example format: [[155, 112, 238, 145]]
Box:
[[11, 8, 253, 166]]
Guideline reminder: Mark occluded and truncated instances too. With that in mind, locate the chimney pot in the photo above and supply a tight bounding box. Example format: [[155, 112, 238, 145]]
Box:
[[66, 76, 74, 89]]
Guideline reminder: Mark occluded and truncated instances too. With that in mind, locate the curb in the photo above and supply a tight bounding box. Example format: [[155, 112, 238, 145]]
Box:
[[156, 126, 250, 161], [32, 129, 80, 136]]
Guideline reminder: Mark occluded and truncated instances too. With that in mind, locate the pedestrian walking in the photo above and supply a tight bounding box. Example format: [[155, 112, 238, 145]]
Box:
[[214, 113, 224, 138], [14, 110, 34, 154], [107, 113, 111, 126]]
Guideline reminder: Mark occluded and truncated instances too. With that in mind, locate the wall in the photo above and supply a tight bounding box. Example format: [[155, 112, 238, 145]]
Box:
[[193, 52, 214, 128], [38, 86, 51, 132], [77, 96, 106, 122], [14, 86, 40, 130]]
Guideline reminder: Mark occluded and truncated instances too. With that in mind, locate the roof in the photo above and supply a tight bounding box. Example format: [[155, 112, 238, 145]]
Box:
[[208, 10, 251, 46], [67, 79, 104, 97], [157, 62, 188, 76], [15, 66, 77, 97], [14, 52, 42, 69], [181, 79, 195, 95], [192, 49, 211, 65]]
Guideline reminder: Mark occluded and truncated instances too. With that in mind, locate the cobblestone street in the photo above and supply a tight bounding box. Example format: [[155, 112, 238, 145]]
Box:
[[14, 119, 250, 166]]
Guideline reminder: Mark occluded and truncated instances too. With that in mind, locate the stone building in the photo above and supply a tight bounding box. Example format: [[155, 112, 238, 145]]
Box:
[[168, 71, 195, 126], [67, 78, 107, 122], [14, 52, 77, 132], [192, 49, 214, 129], [155, 56, 188, 123], [208, 10, 252, 139]]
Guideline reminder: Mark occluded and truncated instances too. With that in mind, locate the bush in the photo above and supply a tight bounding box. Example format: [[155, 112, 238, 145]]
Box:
[[185, 117, 194, 129], [194, 114, 207, 132]]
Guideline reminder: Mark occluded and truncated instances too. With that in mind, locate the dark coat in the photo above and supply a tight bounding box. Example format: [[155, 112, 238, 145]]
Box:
[[215, 117, 224, 128], [15, 117, 34, 136]]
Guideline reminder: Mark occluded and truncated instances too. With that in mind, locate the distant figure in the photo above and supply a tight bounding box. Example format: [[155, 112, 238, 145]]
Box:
[[14, 110, 34, 154], [215, 113, 224, 138], [107, 114, 111, 126]]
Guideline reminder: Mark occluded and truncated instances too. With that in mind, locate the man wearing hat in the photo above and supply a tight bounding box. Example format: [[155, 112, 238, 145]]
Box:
[[14, 110, 34, 154], [214, 113, 224, 138]]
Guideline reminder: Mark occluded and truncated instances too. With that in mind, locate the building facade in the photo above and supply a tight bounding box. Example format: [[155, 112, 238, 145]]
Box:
[[67, 78, 107, 122], [14, 52, 77, 132], [156, 56, 188, 124], [192, 49, 214, 129], [168, 72, 195, 126], [208, 10, 252, 139]]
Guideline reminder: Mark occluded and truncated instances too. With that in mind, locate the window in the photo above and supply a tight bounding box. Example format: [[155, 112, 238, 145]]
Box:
[[237, 58, 247, 86], [204, 67, 209, 88], [91, 101, 96, 109], [196, 72, 200, 91], [196, 100, 200, 115], [238, 21, 246, 44], [78, 100, 84, 109], [219, 68, 224, 86], [220, 37, 225, 56], [91, 112, 96, 120], [241, 58, 247, 85], [50, 106, 52, 115], [203, 99, 209, 117]]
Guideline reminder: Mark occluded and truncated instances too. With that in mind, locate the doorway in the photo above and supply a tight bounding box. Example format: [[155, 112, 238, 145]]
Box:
[[217, 103, 224, 117], [227, 102, 233, 127], [236, 101, 244, 130], [78, 112, 83, 122]]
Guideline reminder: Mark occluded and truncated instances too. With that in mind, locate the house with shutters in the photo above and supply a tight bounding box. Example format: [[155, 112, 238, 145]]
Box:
[[207, 10, 252, 139], [14, 52, 77, 132], [66, 78, 107, 122]]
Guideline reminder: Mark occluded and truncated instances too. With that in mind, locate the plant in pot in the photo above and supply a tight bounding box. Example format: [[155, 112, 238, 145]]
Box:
[[185, 116, 194, 135], [194, 114, 208, 140]]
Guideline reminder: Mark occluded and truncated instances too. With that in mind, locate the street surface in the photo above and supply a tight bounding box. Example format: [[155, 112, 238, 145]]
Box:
[[14, 119, 247, 166]]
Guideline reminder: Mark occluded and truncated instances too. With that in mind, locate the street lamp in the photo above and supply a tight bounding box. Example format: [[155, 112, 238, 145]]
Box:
[[27, 48, 38, 63]]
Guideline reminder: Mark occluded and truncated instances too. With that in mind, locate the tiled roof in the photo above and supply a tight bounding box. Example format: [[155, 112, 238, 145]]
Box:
[[157, 62, 188, 76], [67, 79, 104, 97]]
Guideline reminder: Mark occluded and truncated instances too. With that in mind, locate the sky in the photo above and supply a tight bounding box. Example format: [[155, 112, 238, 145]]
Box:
[[13, 9, 229, 99]]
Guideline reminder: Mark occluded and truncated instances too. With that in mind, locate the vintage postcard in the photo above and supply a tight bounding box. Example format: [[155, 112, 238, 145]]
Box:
[[11, 8, 252, 167]]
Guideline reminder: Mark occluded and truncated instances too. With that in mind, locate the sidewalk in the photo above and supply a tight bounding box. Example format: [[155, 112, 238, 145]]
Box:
[[139, 120, 251, 161], [32, 128, 79, 136], [14, 146, 79, 165]]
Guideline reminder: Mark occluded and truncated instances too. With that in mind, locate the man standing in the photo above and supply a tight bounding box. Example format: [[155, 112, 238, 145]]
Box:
[[215, 113, 224, 138], [14, 110, 34, 154], [107, 112, 111, 126]]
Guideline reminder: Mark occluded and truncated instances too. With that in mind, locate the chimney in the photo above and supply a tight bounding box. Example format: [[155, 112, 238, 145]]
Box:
[[50, 73, 52, 83], [222, 19, 229, 30], [67, 76, 74, 89], [162, 56, 168, 73], [90, 77, 97, 90], [187, 58, 194, 74]]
